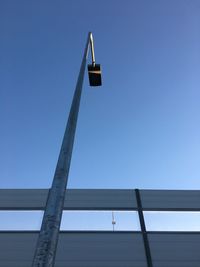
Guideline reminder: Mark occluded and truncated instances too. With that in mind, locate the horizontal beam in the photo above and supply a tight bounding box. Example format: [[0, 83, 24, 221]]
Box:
[[0, 189, 48, 210], [0, 189, 137, 210], [0, 231, 199, 234], [0, 189, 199, 211], [140, 190, 200, 211]]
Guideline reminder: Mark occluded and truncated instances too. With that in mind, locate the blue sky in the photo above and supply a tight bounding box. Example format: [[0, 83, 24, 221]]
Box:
[[0, 0, 200, 190]]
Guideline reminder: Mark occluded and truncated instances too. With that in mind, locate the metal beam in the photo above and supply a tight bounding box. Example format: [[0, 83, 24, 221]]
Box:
[[135, 189, 153, 267], [0, 189, 200, 211]]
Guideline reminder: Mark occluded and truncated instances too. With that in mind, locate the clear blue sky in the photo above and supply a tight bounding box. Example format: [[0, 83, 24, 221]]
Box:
[[1, 0, 200, 190]]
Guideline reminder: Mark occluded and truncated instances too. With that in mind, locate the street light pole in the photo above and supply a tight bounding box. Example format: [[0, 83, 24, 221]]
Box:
[[32, 32, 101, 267]]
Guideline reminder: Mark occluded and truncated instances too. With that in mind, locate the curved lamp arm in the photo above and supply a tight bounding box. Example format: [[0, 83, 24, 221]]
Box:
[[89, 32, 96, 66], [87, 32, 102, 87]]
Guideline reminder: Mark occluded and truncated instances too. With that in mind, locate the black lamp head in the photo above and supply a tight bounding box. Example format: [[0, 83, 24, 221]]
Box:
[[88, 64, 102, 87]]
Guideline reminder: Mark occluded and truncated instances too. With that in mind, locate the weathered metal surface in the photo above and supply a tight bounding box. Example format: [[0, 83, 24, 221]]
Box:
[[31, 33, 91, 267]]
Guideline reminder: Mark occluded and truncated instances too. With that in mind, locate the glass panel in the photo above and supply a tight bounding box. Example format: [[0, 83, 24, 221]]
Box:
[[0, 210, 140, 231], [0, 211, 43, 230], [144, 211, 200, 231], [61, 211, 140, 231]]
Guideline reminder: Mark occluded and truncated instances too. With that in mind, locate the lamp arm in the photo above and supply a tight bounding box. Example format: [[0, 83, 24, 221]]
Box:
[[89, 32, 96, 66]]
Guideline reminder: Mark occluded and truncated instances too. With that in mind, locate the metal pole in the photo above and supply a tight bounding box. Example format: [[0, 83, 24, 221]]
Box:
[[135, 189, 153, 267], [32, 32, 91, 267]]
